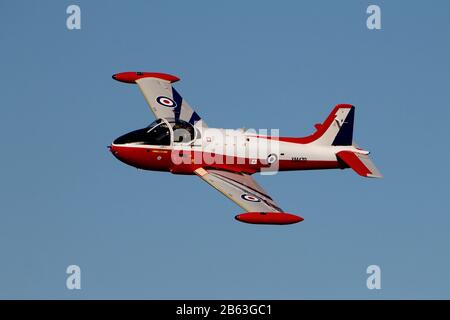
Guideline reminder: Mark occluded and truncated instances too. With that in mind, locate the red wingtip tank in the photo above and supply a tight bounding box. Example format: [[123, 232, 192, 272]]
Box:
[[235, 212, 304, 225], [112, 72, 180, 84]]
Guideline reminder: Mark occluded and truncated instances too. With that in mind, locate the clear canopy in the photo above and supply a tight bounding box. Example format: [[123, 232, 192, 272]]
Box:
[[114, 118, 196, 145]]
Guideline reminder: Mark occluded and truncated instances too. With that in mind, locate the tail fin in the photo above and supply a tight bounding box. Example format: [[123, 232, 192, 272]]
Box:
[[312, 104, 355, 146]]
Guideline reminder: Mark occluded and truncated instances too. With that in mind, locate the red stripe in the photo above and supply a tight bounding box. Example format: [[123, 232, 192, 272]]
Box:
[[253, 104, 353, 144], [336, 151, 371, 177], [110, 145, 340, 174]]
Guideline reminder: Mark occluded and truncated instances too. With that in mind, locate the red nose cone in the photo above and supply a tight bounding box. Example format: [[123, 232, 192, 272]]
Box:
[[235, 212, 303, 225], [109, 144, 117, 155]]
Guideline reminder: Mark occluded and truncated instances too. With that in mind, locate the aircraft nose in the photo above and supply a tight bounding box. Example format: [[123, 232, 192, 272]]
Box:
[[108, 144, 118, 156]]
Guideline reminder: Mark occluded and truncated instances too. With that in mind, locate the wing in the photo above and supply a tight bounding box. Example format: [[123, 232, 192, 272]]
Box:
[[112, 72, 206, 127], [194, 168, 283, 213]]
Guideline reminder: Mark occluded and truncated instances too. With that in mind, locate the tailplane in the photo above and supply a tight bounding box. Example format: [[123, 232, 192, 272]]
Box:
[[337, 150, 382, 178]]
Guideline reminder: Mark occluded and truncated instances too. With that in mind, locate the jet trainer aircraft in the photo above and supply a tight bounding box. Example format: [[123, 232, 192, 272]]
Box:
[[109, 72, 382, 225]]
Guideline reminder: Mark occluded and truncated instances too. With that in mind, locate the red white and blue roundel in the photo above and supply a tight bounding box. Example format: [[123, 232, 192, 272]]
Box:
[[267, 153, 278, 164], [156, 96, 177, 108], [241, 193, 261, 202]]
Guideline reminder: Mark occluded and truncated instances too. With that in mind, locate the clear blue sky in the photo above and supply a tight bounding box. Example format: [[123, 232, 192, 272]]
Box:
[[1, 0, 449, 299]]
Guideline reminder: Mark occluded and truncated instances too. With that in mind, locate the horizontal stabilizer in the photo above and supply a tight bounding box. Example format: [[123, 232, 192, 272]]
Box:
[[337, 151, 382, 178]]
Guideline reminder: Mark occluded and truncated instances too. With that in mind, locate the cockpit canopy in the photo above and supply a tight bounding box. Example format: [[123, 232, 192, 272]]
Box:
[[113, 118, 197, 146]]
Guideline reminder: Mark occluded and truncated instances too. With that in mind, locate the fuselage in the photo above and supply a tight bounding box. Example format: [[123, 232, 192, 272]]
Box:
[[109, 118, 357, 175]]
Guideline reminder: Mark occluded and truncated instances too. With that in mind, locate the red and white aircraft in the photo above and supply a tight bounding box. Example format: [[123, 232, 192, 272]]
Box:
[[109, 72, 382, 225]]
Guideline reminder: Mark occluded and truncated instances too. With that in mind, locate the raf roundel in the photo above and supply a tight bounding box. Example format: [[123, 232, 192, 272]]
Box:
[[267, 153, 278, 164], [241, 193, 261, 202], [156, 96, 177, 108]]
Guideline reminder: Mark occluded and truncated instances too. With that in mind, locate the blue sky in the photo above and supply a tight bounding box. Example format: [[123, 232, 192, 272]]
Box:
[[1, 0, 450, 299]]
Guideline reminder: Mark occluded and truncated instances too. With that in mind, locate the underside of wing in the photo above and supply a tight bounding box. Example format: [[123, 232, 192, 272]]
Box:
[[194, 168, 303, 225], [112, 72, 206, 128]]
